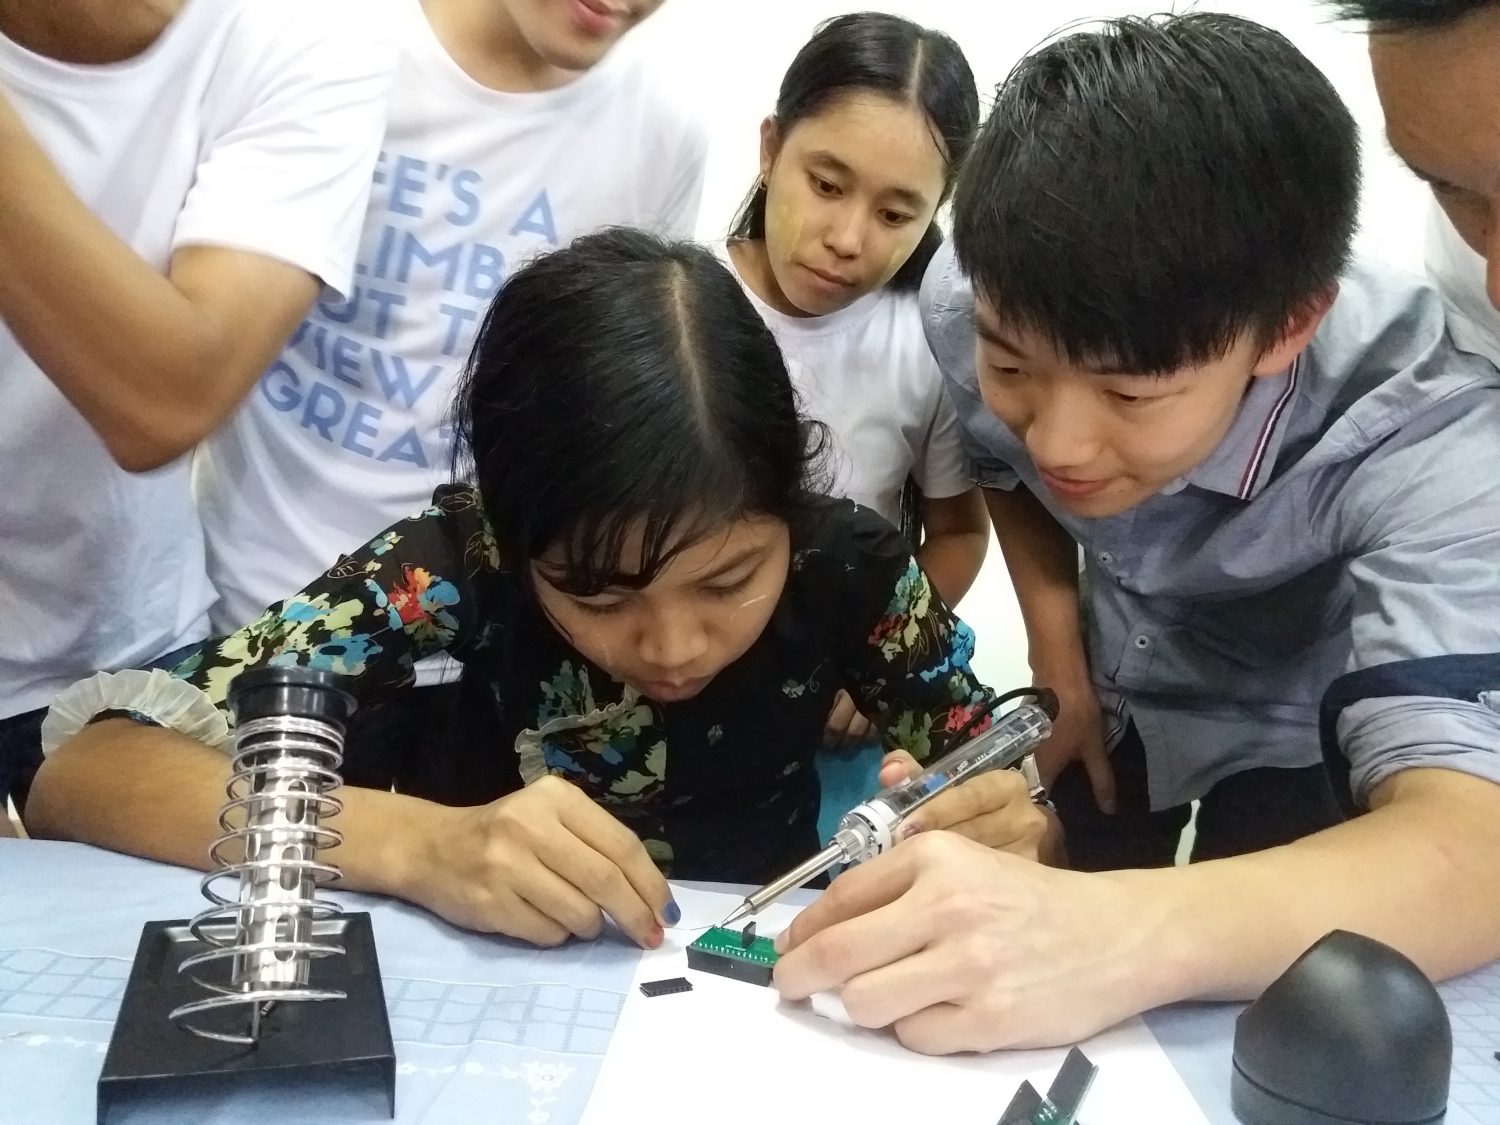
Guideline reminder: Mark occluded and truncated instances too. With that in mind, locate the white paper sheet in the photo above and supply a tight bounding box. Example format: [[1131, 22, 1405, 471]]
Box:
[[579, 887, 1209, 1124]]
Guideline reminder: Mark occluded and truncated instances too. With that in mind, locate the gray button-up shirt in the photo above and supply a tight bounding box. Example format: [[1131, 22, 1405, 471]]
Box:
[[922, 243, 1500, 809]]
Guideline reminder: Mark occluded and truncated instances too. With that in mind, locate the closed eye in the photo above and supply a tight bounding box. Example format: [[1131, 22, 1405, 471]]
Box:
[[571, 595, 627, 616], [1107, 389, 1165, 408], [704, 574, 756, 599]]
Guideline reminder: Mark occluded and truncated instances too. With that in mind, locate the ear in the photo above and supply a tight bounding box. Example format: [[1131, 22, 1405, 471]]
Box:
[[758, 115, 782, 181], [1250, 284, 1338, 377]]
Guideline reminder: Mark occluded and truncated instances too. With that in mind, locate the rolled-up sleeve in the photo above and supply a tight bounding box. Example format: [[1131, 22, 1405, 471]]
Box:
[[1335, 393, 1500, 802], [1340, 695, 1500, 801]]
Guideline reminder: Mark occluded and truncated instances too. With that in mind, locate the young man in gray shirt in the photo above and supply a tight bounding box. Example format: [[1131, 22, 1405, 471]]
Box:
[[772, 13, 1500, 1055]]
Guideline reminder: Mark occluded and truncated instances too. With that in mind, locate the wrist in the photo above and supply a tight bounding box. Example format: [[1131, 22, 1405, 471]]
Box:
[[1088, 868, 1198, 1013], [1029, 650, 1092, 692], [1099, 863, 1241, 1012], [336, 786, 446, 903]]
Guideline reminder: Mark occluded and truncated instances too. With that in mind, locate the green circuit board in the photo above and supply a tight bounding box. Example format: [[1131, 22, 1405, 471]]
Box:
[[686, 926, 780, 986]]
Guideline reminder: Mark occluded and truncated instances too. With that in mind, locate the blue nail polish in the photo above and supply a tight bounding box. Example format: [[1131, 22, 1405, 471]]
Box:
[[663, 899, 682, 926]]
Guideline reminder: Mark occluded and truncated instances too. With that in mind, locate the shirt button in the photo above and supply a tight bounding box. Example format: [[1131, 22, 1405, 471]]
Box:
[[1133, 635, 1151, 650], [1097, 552, 1114, 565]]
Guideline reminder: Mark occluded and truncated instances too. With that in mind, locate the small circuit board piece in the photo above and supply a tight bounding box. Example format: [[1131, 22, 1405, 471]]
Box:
[[639, 977, 693, 998], [997, 1047, 1097, 1125], [686, 926, 779, 987]]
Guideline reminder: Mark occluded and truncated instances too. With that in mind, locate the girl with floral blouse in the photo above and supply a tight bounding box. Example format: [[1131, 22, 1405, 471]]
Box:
[[30, 230, 1057, 950]]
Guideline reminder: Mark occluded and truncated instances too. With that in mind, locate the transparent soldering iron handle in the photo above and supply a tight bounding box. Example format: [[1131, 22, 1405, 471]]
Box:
[[721, 696, 1057, 925], [821, 701, 1054, 869], [861, 702, 1052, 824]]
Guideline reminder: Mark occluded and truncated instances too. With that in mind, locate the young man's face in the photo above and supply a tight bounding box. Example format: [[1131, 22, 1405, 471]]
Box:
[[1369, 8, 1500, 308], [499, 0, 665, 73], [972, 300, 1282, 518]]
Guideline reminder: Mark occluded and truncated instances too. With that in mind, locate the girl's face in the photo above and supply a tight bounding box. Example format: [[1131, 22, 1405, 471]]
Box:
[[531, 515, 791, 703], [758, 92, 948, 316]]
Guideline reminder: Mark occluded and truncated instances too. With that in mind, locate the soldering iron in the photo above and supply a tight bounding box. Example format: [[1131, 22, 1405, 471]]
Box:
[[719, 686, 1059, 929]]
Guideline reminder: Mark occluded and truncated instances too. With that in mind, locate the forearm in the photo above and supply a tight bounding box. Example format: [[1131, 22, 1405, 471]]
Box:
[[983, 486, 1087, 677], [1132, 768, 1500, 1008], [916, 530, 987, 607], [26, 719, 431, 900], [0, 98, 312, 470]]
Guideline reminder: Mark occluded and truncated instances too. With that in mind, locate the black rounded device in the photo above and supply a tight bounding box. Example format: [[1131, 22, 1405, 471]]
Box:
[[1232, 929, 1452, 1125], [227, 665, 357, 728]]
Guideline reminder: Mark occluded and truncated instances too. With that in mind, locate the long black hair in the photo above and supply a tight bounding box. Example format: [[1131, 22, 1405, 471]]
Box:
[[728, 12, 978, 292], [454, 228, 825, 596]]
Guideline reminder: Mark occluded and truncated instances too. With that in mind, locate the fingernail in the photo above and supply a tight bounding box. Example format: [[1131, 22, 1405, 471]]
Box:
[[662, 899, 681, 926], [646, 925, 664, 949], [1101, 800, 1118, 816], [899, 822, 925, 840], [774, 929, 789, 954]]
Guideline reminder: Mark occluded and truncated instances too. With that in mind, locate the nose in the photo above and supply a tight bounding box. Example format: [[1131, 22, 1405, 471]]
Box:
[[1021, 390, 1102, 473], [637, 601, 709, 676], [823, 203, 864, 260]]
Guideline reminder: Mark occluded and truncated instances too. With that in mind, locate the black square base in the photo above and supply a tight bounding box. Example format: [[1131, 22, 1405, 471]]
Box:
[[98, 912, 395, 1125]]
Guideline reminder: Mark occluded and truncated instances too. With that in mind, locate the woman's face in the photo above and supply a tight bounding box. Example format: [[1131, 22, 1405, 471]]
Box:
[[531, 515, 791, 703], [759, 92, 948, 316]]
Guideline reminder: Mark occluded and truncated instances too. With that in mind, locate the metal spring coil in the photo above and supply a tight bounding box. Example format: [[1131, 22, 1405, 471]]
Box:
[[170, 713, 349, 1044]]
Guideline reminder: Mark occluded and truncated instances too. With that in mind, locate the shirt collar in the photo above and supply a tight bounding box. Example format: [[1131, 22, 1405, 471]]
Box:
[[1173, 356, 1304, 500]]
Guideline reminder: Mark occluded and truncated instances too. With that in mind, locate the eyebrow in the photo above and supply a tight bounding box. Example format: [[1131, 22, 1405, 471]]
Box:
[[539, 544, 768, 593], [973, 310, 1029, 358], [692, 545, 766, 584], [804, 150, 931, 212]]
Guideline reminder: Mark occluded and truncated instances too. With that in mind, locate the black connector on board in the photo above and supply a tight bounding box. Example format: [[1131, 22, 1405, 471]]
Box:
[[686, 926, 779, 987], [997, 1047, 1097, 1125]]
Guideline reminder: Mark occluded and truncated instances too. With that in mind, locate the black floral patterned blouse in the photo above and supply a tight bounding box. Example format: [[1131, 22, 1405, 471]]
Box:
[[170, 486, 995, 883]]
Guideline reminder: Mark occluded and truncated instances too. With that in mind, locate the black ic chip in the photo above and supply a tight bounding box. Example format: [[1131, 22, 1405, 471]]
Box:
[[639, 977, 694, 998]]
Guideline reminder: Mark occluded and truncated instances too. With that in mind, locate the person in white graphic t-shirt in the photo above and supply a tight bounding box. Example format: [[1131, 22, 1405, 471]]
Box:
[[0, 0, 392, 820], [724, 14, 989, 749], [193, 0, 706, 793]]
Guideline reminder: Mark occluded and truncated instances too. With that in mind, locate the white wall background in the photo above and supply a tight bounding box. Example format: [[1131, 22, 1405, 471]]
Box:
[[636, 0, 1432, 692]]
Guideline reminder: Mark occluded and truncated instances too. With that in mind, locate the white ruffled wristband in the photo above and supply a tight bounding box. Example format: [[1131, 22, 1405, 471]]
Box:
[[40, 668, 232, 757]]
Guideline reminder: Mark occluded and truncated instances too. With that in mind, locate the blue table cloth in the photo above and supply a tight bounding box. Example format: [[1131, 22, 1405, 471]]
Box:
[[2, 840, 1496, 1124]]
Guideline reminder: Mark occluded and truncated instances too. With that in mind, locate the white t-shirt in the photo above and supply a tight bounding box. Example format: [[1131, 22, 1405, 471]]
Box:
[[1425, 197, 1500, 366], [0, 0, 392, 719], [722, 245, 973, 529], [197, 0, 709, 638]]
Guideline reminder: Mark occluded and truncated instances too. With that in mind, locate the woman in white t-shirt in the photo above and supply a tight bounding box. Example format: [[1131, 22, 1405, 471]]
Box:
[[725, 13, 989, 746]]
